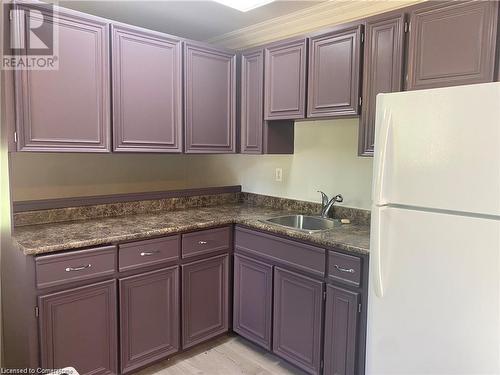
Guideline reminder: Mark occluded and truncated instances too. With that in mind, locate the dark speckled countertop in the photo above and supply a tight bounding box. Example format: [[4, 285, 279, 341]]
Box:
[[13, 204, 370, 256]]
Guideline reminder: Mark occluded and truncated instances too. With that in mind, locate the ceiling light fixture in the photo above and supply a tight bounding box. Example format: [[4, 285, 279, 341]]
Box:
[[213, 0, 276, 12]]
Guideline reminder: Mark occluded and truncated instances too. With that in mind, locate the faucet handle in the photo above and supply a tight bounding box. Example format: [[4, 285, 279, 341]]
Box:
[[332, 194, 343, 203], [317, 191, 329, 207]]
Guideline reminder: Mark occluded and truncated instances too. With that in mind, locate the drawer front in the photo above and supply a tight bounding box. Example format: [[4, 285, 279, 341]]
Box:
[[119, 236, 180, 272], [36, 246, 117, 289], [328, 251, 362, 286], [182, 227, 231, 259], [234, 227, 325, 277]]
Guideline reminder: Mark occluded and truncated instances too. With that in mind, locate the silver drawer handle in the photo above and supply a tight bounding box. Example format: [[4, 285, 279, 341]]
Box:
[[334, 265, 355, 274], [198, 240, 208, 245], [65, 264, 92, 272], [140, 250, 160, 257]]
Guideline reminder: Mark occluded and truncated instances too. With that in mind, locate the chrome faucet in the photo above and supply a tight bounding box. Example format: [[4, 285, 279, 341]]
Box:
[[317, 191, 343, 218]]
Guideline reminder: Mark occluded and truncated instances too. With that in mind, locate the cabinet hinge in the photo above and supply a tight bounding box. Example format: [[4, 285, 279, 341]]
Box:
[[320, 360, 324, 369], [360, 32, 364, 43], [13, 131, 17, 143], [35, 306, 39, 317], [358, 303, 362, 313], [9, 10, 13, 20], [404, 21, 410, 33], [359, 97, 363, 107], [323, 291, 327, 301]]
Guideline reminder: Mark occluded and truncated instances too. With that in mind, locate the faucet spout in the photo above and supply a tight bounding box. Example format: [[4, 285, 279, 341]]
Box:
[[317, 191, 343, 218]]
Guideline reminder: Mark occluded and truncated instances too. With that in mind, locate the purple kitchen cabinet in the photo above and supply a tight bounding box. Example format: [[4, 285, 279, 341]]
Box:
[[111, 24, 182, 153], [119, 267, 179, 374], [182, 254, 229, 348], [38, 280, 118, 375], [307, 23, 363, 118], [359, 11, 405, 156], [233, 254, 273, 350], [323, 284, 360, 375], [14, 4, 111, 152], [273, 267, 323, 375], [406, 1, 498, 90], [264, 38, 307, 120], [184, 42, 236, 153]]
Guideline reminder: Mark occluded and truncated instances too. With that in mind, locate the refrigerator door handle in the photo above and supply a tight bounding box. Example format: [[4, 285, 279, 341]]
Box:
[[373, 108, 393, 205], [371, 206, 384, 297]]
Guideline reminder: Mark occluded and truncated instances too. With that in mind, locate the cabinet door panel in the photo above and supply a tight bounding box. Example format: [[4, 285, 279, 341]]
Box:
[[39, 280, 117, 375], [323, 284, 359, 375], [308, 25, 362, 118], [273, 267, 323, 375], [119, 267, 179, 374], [241, 49, 264, 154], [112, 25, 182, 152], [182, 254, 229, 348], [15, 5, 110, 152], [407, 1, 498, 90], [233, 254, 272, 349], [264, 39, 307, 120], [184, 43, 236, 153], [359, 12, 405, 156]]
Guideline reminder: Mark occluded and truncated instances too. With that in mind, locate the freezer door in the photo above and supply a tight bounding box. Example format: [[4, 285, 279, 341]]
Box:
[[367, 206, 500, 374], [372, 82, 500, 216]]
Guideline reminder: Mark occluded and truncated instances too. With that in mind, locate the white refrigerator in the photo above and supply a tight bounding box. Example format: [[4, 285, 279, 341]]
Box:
[[366, 82, 500, 374]]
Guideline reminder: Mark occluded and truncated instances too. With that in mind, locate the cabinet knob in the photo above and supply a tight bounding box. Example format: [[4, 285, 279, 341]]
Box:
[[140, 250, 159, 256], [198, 240, 208, 245], [334, 264, 355, 274], [65, 264, 92, 272]]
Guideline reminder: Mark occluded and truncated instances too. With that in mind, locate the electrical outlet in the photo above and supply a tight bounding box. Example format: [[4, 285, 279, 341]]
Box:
[[275, 168, 283, 182]]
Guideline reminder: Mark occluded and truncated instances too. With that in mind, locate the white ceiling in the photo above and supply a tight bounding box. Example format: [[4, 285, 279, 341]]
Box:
[[56, 0, 324, 41]]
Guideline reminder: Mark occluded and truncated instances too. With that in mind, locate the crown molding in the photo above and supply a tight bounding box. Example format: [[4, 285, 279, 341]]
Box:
[[208, 0, 426, 50]]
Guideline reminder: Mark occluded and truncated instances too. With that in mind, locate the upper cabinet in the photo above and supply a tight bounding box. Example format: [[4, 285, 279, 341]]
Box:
[[264, 38, 307, 120], [406, 1, 498, 90], [184, 42, 236, 153], [308, 24, 363, 118], [14, 5, 111, 152], [111, 24, 182, 153], [358, 12, 405, 156]]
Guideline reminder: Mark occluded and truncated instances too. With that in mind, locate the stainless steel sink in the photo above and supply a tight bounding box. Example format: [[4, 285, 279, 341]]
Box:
[[263, 215, 341, 233]]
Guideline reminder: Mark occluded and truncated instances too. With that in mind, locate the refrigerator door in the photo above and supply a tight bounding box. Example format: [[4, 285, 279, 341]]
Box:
[[372, 82, 500, 216], [367, 206, 500, 374]]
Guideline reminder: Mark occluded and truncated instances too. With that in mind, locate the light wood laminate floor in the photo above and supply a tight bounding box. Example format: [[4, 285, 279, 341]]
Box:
[[138, 335, 306, 375]]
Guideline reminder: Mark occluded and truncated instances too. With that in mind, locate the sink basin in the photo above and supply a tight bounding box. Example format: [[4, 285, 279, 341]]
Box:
[[264, 215, 340, 233]]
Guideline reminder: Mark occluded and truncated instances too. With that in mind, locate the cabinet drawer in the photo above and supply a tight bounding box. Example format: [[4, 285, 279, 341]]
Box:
[[234, 227, 325, 277], [36, 246, 117, 289], [119, 236, 180, 272], [328, 251, 362, 286], [181, 227, 231, 259]]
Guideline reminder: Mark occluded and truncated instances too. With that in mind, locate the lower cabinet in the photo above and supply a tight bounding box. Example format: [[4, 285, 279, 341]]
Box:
[[38, 280, 118, 375], [324, 284, 360, 375], [119, 266, 179, 374], [273, 267, 324, 375], [233, 254, 273, 350], [182, 254, 229, 348]]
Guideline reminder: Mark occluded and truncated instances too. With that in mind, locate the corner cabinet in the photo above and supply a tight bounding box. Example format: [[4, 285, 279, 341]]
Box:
[[111, 24, 182, 153], [184, 42, 236, 153], [38, 280, 118, 375], [264, 38, 307, 120], [406, 0, 498, 90], [14, 5, 111, 153], [358, 12, 405, 156], [307, 24, 363, 118]]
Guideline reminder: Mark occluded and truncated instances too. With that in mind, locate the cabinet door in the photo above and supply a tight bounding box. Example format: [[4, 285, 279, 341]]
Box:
[[184, 42, 236, 153], [182, 254, 229, 348], [308, 24, 362, 118], [407, 1, 498, 90], [112, 24, 182, 152], [39, 280, 117, 375], [241, 49, 264, 154], [15, 5, 111, 152], [264, 39, 307, 120], [119, 267, 179, 374], [359, 12, 405, 156], [323, 284, 359, 375], [273, 267, 323, 375], [233, 254, 272, 350]]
